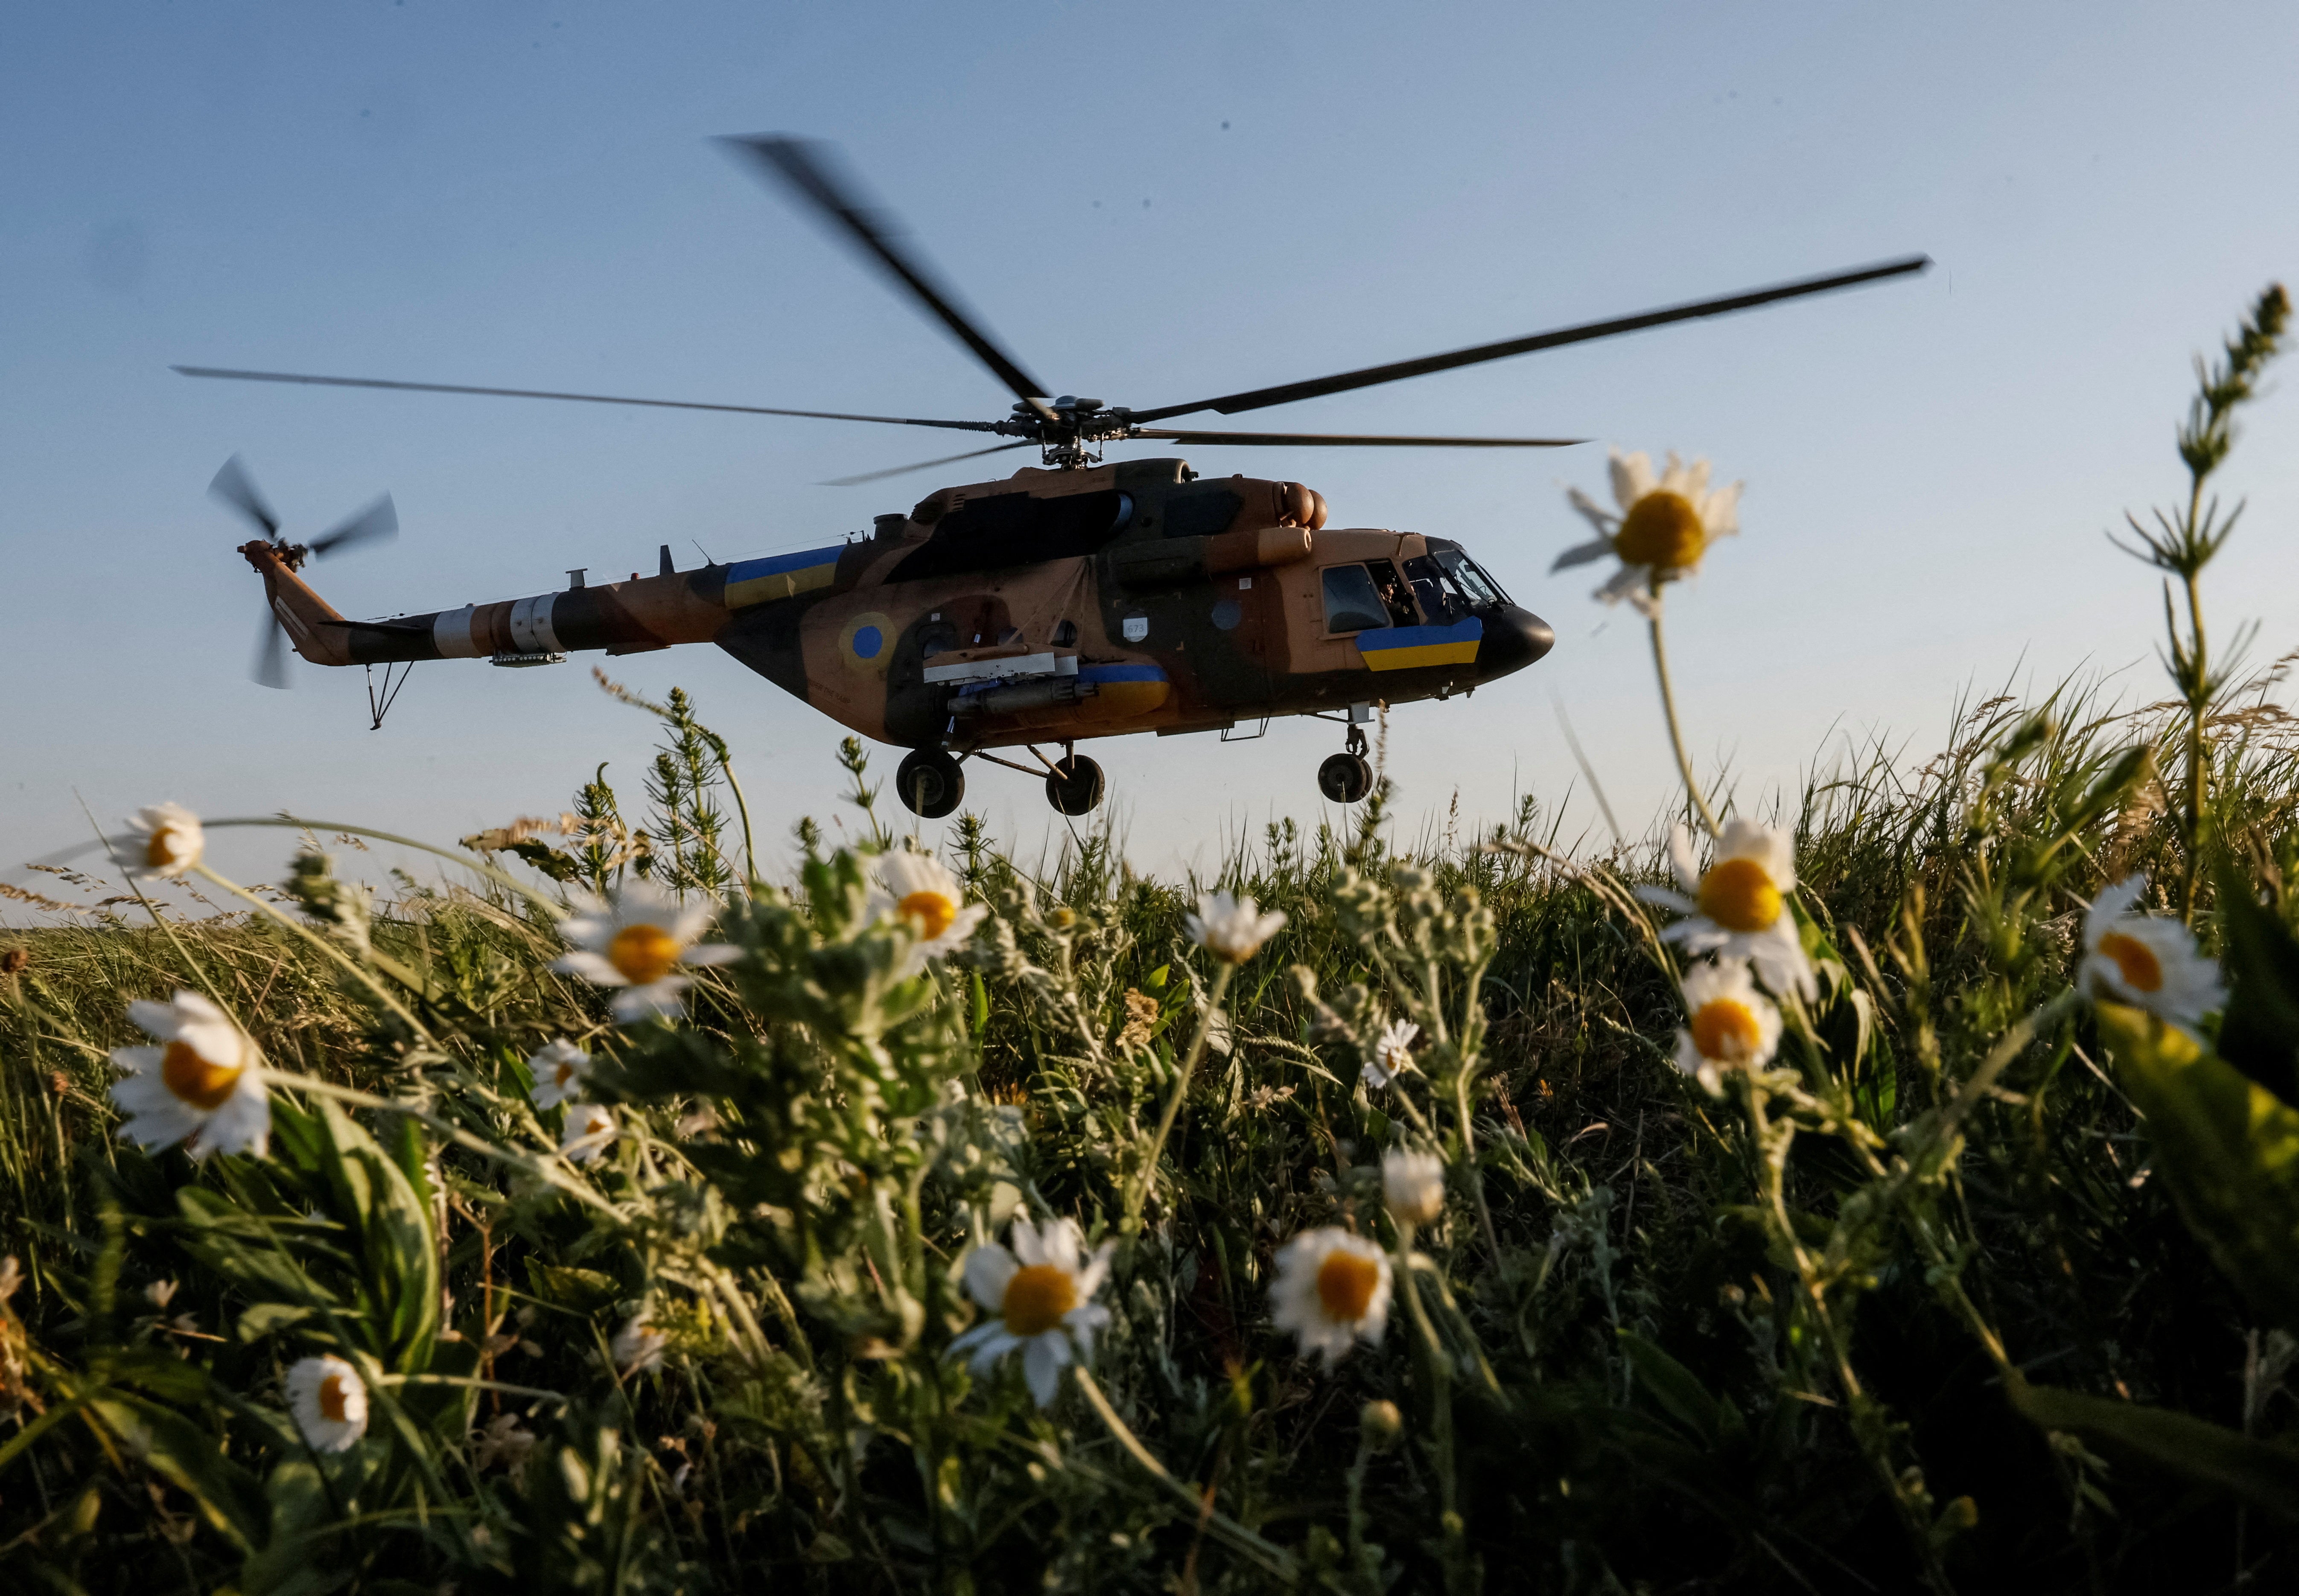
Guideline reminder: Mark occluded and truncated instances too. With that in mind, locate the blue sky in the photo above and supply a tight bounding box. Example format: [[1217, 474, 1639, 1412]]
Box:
[[5, 1, 2297, 904]]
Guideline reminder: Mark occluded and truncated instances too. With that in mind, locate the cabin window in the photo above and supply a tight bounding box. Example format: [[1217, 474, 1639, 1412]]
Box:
[[1321, 565, 1391, 634]]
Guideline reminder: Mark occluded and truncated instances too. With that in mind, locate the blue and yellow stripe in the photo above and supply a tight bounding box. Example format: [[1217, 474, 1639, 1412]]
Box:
[[724, 546, 843, 609], [1354, 617, 1482, 672]]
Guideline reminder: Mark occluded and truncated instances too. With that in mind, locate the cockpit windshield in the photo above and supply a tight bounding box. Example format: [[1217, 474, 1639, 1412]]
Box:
[[1434, 549, 1507, 608]]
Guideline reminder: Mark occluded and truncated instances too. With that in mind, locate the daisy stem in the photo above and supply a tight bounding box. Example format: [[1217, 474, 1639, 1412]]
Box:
[[1646, 609, 1721, 839], [191, 864, 438, 1045], [1123, 962, 1232, 1232], [1070, 1367, 1308, 1584]]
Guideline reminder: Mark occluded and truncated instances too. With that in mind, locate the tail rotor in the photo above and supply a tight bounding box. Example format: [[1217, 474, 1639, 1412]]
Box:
[[208, 454, 397, 689]]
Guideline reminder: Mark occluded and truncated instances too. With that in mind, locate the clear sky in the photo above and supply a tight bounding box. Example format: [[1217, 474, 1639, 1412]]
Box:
[[5, 1, 2297, 908]]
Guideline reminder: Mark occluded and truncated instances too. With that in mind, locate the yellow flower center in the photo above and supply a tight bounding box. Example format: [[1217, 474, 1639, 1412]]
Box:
[[161, 1038, 241, 1111], [1698, 858, 1782, 933], [900, 889, 959, 941], [1613, 490, 1707, 570], [2098, 930, 2164, 994], [318, 1370, 354, 1423], [1002, 1264, 1077, 1337], [608, 923, 680, 985], [1691, 998, 1763, 1063], [145, 824, 188, 869], [554, 1061, 578, 1089], [1316, 1249, 1381, 1324]]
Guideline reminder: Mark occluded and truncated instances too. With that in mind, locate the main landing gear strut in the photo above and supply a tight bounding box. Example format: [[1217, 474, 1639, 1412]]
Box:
[[894, 743, 1106, 819]]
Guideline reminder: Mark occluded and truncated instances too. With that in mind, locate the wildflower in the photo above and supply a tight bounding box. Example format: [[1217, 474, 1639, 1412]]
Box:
[[1555, 449, 1742, 615], [526, 1038, 593, 1110], [1269, 1228, 1393, 1368], [560, 1103, 617, 1164], [1360, 1398, 1405, 1450], [871, 850, 989, 972], [949, 1215, 1115, 1407], [1672, 960, 1783, 1094], [285, 1354, 368, 1453], [1637, 821, 1815, 999], [612, 1313, 669, 1375], [2081, 877, 2224, 1029], [1187, 891, 1288, 964], [1363, 1018, 1419, 1088], [1382, 1148, 1447, 1228], [111, 803, 205, 882], [553, 879, 742, 1022], [473, 1412, 537, 1475], [109, 991, 269, 1159]]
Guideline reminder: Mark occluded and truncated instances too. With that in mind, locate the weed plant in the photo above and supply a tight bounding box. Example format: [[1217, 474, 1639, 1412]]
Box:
[[3, 287, 2299, 1594]]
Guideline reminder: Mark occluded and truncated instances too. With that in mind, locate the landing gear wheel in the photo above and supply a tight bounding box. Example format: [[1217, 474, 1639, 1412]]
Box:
[[1044, 755, 1106, 816], [1319, 752, 1374, 804], [896, 749, 965, 819]]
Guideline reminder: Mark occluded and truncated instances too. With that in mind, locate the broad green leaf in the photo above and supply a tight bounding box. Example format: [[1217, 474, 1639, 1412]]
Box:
[[88, 1393, 266, 1552], [2098, 1002, 2299, 1331], [527, 1259, 621, 1314], [2008, 1372, 2299, 1520], [314, 1098, 441, 1367], [1617, 1330, 1730, 1445], [2214, 857, 2299, 1107], [238, 1302, 317, 1342]]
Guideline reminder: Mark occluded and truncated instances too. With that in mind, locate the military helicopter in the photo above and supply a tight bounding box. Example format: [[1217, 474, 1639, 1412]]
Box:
[[181, 136, 1927, 818]]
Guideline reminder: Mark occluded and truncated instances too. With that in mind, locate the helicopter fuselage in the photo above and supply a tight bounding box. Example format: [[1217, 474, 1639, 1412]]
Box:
[[248, 456, 1553, 755]]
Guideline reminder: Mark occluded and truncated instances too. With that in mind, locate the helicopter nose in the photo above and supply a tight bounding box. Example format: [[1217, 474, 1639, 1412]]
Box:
[[1478, 605, 1555, 679]]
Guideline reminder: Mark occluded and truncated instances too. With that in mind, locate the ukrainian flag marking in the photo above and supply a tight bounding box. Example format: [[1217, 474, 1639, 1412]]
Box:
[[724, 546, 843, 609], [1354, 617, 1482, 672]]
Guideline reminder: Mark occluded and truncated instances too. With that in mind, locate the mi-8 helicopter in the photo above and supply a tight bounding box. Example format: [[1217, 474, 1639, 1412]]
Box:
[[182, 135, 1927, 818]]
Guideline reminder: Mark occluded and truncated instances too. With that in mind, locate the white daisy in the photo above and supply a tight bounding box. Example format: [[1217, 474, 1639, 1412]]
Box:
[[526, 1039, 593, 1110], [1637, 821, 1815, 999], [1672, 960, 1783, 1095], [1555, 449, 1743, 617], [1362, 1018, 1419, 1088], [285, 1354, 368, 1453], [1270, 1228, 1392, 1368], [1186, 891, 1288, 964], [111, 802, 205, 882], [611, 1313, 669, 1375], [869, 850, 989, 975], [108, 991, 269, 1159], [948, 1215, 1115, 1407], [1381, 1148, 1446, 1228], [2081, 877, 2224, 1030], [560, 1103, 617, 1164], [552, 879, 742, 1022]]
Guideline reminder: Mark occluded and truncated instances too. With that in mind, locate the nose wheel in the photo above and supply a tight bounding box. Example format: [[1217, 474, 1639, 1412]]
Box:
[[1318, 724, 1374, 805], [1045, 754, 1106, 816], [896, 748, 965, 818]]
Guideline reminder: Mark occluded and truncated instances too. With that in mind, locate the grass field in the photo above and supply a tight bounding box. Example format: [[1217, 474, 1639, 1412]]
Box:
[[4, 287, 2299, 1595]]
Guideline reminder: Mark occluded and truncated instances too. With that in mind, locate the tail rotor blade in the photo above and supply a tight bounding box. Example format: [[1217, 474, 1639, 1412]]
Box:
[[252, 606, 291, 689], [310, 493, 398, 558], [209, 454, 281, 539]]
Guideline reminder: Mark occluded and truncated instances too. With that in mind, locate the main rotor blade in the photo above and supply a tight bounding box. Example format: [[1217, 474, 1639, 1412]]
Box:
[[1131, 428, 1584, 448], [1131, 255, 1931, 422], [174, 367, 1002, 433], [821, 440, 1035, 487], [208, 454, 280, 538], [720, 135, 1054, 419], [310, 493, 398, 558], [252, 608, 291, 690]]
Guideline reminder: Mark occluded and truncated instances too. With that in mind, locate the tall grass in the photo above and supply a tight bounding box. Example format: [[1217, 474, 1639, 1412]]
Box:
[[3, 285, 2297, 1594]]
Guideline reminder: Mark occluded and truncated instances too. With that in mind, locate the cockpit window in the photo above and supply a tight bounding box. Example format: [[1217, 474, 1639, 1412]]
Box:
[[1435, 550, 1506, 607], [1403, 555, 1467, 623], [1321, 565, 1391, 634]]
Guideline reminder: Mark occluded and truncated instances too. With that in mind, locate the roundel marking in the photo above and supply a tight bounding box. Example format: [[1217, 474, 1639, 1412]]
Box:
[[839, 611, 896, 675]]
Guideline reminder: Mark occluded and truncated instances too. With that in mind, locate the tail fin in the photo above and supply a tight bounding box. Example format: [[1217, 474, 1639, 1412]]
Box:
[[239, 542, 354, 667]]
